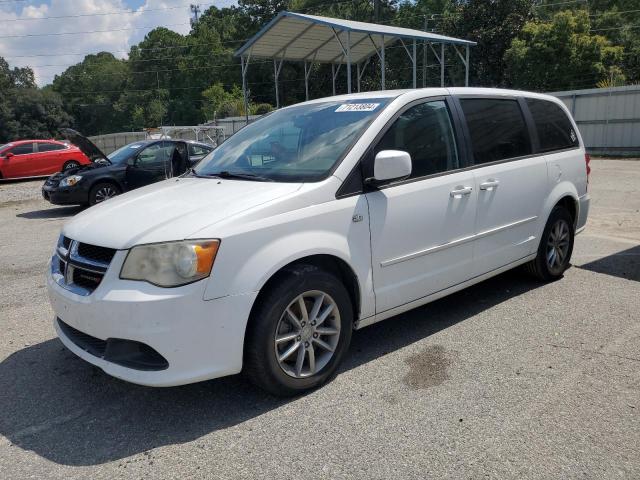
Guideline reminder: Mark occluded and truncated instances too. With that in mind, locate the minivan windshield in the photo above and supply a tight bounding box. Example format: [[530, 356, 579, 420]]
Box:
[[107, 142, 150, 164], [194, 99, 390, 182]]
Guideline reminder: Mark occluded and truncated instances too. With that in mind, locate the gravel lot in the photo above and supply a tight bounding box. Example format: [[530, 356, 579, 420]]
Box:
[[0, 159, 638, 479]]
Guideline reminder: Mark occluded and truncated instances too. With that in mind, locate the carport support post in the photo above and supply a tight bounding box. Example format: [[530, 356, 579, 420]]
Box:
[[465, 44, 470, 87], [440, 43, 445, 87], [273, 59, 280, 109], [241, 55, 250, 124], [381, 34, 386, 90], [332, 64, 336, 95], [346, 30, 352, 94], [357, 63, 361, 92], [412, 39, 417, 88]]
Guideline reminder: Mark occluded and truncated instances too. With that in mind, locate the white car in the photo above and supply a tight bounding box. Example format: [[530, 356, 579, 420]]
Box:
[[47, 87, 590, 395]]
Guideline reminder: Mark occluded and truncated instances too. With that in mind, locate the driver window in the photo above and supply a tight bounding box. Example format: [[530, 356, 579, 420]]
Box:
[[375, 100, 459, 179], [136, 143, 174, 168]]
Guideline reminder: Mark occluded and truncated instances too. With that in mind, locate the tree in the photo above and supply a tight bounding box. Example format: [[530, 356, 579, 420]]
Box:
[[504, 10, 624, 91], [0, 57, 71, 143], [51, 52, 128, 135], [441, 0, 534, 87]]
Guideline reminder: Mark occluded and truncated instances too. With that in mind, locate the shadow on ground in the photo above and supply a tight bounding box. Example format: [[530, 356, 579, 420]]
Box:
[[577, 245, 640, 282], [17, 206, 83, 219], [0, 270, 542, 466]]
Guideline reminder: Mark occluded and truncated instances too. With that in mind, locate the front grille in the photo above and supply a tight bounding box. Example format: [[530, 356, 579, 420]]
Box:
[[77, 243, 116, 264], [53, 236, 117, 295], [72, 268, 104, 291]]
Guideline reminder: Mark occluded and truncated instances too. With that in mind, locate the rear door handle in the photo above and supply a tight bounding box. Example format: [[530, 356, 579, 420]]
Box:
[[450, 186, 473, 198], [479, 179, 500, 191]]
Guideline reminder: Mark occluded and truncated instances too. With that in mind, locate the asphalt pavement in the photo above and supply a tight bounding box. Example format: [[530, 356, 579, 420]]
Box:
[[0, 159, 638, 479]]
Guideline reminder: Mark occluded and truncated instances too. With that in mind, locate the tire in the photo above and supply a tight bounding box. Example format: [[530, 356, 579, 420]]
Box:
[[525, 205, 574, 281], [89, 182, 120, 206], [62, 160, 80, 171], [244, 264, 354, 396]]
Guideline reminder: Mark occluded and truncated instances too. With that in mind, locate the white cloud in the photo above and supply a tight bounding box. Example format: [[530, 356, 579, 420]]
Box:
[[0, 0, 205, 86]]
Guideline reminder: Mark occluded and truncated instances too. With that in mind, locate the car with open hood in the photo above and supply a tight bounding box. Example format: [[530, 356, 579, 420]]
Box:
[[42, 129, 190, 206], [47, 88, 590, 396], [0, 139, 91, 180]]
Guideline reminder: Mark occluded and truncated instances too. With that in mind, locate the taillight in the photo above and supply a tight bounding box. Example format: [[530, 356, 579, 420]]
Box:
[[585, 153, 591, 189]]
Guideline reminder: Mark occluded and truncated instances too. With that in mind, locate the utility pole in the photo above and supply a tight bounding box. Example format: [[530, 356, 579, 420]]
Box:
[[374, 0, 380, 22], [190, 4, 201, 27]]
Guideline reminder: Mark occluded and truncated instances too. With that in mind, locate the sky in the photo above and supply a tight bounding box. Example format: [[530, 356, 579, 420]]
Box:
[[0, 0, 235, 86]]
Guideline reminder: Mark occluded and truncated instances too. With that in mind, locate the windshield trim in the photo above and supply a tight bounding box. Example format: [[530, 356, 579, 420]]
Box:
[[195, 97, 396, 183]]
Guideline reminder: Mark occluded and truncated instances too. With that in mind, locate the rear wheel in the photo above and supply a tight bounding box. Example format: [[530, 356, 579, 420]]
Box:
[[244, 265, 353, 396], [89, 182, 120, 206], [525, 205, 574, 281], [62, 160, 80, 171]]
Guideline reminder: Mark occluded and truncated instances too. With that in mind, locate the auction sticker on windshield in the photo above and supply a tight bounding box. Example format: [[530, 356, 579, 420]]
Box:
[[335, 103, 380, 112]]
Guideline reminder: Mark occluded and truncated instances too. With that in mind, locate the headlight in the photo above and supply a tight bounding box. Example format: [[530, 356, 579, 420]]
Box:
[[59, 175, 82, 187], [120, 239, 220, 287]]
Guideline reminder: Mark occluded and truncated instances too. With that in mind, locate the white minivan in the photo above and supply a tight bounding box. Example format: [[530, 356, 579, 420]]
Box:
[[47, 88, 590, 395]]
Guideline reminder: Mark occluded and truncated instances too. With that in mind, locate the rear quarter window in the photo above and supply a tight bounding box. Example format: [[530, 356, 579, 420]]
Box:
[[459, 98, 532, 164], [526, 98, 579, 152]]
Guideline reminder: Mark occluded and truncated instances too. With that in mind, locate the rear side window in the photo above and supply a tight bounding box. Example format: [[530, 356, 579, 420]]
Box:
[[375, 100, 459, 179], [526, 98, 579, 152], [9, 143, 34, 155], [460, 98, 531, 164], [38, 143, 66, 152]]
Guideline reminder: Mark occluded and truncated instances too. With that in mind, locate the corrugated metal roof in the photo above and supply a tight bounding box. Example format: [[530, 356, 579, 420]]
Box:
[[235, 11, 475, 64]]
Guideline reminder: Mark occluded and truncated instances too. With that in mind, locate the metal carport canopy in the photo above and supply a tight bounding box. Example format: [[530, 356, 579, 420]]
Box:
[[234, 11, 476, 112]]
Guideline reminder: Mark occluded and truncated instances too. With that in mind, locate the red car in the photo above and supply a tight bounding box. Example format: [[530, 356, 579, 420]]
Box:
[[0, 139, 91, 180]]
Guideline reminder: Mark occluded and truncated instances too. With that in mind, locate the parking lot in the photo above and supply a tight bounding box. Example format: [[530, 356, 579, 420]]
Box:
[[0, 158, 638, 479]]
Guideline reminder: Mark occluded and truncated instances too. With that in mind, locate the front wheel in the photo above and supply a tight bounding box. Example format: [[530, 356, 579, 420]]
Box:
[[525, 205, 575, 281], [89, 182, 120, 206], [244, 265, 353, 396]]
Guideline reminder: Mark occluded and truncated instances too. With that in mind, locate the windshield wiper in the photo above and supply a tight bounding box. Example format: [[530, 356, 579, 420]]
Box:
[[200, 170, 274, 182]]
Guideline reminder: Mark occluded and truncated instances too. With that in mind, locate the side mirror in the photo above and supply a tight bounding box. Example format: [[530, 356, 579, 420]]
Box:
[[367, 150, 412, 185], [126, 156, 137, 167], [5, 152, 14, 159]]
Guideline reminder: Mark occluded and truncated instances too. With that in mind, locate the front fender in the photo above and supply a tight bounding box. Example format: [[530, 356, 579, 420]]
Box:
[[202, 195, 375, 319]]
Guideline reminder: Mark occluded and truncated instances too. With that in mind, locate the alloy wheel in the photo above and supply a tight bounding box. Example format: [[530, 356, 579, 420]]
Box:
[[546, 219, 570, 274], [274, 290, 341, 378], [94, 186, 118, 203]]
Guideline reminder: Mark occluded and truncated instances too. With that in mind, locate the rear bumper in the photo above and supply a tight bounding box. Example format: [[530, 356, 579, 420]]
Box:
[[576, 193, 590, 234]]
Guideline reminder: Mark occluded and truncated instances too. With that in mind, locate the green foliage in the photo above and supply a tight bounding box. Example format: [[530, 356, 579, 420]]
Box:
[[0, 59, 71, 143], [1, 0, 638, 140], [504, 10, 624, 91]]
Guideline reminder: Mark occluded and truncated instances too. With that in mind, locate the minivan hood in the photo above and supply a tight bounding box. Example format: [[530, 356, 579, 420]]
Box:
[[63, 177, 302, 249]]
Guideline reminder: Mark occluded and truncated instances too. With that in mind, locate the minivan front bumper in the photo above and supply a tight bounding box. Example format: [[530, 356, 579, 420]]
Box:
[[47, 255, 257, 387]]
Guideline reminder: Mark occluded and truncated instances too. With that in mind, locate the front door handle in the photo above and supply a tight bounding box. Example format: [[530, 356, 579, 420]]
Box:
[[480, 179, 500, 191], [450, 186, 473, 198]]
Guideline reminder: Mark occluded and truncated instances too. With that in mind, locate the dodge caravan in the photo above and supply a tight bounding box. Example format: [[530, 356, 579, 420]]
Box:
[[47, 88, 590, 396]]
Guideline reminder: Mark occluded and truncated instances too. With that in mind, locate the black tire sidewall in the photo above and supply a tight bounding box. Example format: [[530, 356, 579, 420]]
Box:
[[536, 206, 575, 280], [246, 266, 353, 395], [89, 182, 120, 206]]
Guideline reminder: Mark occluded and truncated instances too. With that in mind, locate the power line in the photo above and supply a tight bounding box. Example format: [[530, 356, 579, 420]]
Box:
[[0, 2, 216, 23], [0, 21, 192, 39]]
